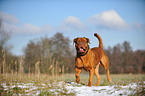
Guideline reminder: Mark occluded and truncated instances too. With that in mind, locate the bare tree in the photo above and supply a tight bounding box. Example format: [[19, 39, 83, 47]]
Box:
[[0, 21, 11, 74]]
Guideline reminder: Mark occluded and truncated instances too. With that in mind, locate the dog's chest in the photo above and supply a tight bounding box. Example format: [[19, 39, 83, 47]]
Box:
[[75, 57, 93, 70]]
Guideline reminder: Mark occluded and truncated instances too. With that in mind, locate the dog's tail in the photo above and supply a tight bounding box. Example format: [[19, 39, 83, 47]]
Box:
[[94, 33, 103, 48]]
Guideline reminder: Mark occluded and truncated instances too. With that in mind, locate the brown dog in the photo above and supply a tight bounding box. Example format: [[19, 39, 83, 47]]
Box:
[[73, 33, 111, 87]]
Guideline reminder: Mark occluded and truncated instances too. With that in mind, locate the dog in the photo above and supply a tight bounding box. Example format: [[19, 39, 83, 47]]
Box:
[[73, 33, 111, 87]]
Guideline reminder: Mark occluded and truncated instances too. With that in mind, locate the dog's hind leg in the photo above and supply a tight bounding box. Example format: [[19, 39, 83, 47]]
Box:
[[100, 56, 112, 82], [94, 64, 101, 86], [106, 68, 111, 82]]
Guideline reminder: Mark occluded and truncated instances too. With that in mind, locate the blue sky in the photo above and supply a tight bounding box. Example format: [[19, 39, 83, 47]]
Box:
[[0, 0, 145, 56]]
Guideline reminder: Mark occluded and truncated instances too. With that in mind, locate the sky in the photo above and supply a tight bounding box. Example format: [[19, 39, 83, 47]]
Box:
[[0, 0, 145, 56]]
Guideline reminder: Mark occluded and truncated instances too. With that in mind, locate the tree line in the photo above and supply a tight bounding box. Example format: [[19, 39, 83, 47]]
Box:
[[0, 24, 145, 75], [23, 33, 75, 75], [101, 41, 145, 74]]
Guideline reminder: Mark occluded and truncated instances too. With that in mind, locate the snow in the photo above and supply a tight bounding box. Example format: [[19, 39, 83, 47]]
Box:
[[65, 82, 138, 96], [1, 81, 143, 96]]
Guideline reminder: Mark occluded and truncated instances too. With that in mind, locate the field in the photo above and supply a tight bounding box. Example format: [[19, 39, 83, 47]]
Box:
[[0, 74, 145, 96]]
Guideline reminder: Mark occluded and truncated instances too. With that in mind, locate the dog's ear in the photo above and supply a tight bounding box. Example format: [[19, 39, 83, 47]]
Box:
[[85, 38, 90, 44], [73, 38, 78, 44]]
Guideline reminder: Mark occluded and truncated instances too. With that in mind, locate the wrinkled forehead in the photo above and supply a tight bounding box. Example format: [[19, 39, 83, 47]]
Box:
[[76, 37, 87, 42]]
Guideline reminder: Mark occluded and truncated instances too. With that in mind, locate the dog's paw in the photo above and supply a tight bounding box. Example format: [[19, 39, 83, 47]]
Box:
[[87, 83, 92, 87], [87, 85, 92, 87], [108, 78, 112, 83], [94, 84, 99, 86]]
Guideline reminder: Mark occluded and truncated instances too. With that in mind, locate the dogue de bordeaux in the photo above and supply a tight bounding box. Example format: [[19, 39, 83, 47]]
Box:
[[73, 33, 111, 87]]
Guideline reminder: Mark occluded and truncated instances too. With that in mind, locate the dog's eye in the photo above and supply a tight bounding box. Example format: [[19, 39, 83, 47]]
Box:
[[77, 42, 81, 44]]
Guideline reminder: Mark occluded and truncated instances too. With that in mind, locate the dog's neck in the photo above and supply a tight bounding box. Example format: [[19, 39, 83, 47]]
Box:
[[77, 45, 90, 56]]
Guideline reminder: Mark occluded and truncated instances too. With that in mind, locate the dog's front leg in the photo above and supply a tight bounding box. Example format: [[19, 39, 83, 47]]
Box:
[[75, 68, 82, 84], [88, 69, 94, 87]]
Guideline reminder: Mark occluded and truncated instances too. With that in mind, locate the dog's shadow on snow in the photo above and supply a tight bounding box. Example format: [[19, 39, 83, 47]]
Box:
[[65, 81, 86, 86]]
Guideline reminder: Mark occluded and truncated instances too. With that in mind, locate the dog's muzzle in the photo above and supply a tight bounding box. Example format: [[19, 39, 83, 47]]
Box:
[[78, 47, 86, 53]]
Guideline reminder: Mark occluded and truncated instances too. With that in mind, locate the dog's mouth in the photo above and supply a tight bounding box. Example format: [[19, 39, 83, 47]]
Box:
[[78, 47, 86, 53]]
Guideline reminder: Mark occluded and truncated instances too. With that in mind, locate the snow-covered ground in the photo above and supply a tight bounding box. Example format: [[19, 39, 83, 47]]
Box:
[[1, 81, 144, 96], [65, 82, 138, 96]]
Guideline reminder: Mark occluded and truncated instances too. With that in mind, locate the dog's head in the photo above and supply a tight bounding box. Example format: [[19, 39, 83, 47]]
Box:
[[73, 37, 90, 55]]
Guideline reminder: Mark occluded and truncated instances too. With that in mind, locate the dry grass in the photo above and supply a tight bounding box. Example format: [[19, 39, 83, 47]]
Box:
[[0, 74, 144, 95]]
